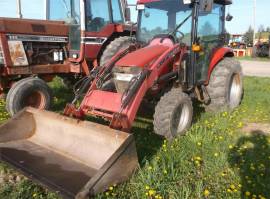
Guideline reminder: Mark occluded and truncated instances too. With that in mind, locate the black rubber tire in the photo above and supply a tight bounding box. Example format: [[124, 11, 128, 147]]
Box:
[[153, 88, 193, 140], [6, 77, 52, 116], [206, 57, 243, 112], [5, 77, 34, 114], [100, 36, 134, 66]]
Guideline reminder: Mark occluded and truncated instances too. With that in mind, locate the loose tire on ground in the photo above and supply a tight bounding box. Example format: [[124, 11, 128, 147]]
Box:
[[100, 36, 134, 66], [206, 57, 243, 112], [153, 88, 193, 140], [6, 77, 52, 116]]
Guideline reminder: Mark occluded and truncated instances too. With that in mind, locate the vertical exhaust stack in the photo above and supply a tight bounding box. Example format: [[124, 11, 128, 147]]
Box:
[[0, 108, 138, 199]]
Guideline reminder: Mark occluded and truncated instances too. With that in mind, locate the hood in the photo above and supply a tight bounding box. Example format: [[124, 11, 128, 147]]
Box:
[[115, 45, 169, 68], [0, 18, 68, 36]]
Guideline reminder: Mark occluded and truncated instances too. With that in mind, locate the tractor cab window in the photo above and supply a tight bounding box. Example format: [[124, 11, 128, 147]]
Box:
[[196, 4, 224, 82], [49, 0, 80, 24], [86, 0, 111, 32], [111, 0, 124, 23], [137, 1, 192, 45], [49, 0, 81, 52]]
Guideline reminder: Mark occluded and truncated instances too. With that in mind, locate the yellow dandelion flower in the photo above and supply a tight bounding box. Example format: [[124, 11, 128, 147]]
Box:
[[197, 142, 202, 146], [195, 156, 202, 161], [204, 189, 210, 197], [109, 186, 113, 191], [214, 153, 218, 157], [245, 191, 251, 196], [149, 189, 156, 196], [145, 185, 150, 190]]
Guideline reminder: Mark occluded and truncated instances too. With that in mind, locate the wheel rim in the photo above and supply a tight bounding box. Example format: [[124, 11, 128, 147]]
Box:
[[24, 91, 46, 109], [172, 103, 191, 136], [228, 73, 242, 108]]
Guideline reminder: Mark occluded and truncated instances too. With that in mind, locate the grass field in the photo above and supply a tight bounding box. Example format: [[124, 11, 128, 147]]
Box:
[[0, 77, 270, 199]]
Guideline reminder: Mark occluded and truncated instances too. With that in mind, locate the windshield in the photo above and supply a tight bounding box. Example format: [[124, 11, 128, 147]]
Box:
[[49, 0, 80, 24], [86, 0, 124, 32], [137, 1, 192, 44]]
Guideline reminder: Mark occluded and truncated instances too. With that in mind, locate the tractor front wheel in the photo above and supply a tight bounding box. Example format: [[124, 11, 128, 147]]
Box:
[[153, 88, 193, 140], [206, 57, 243, 112], [6, 77, 52, 116]]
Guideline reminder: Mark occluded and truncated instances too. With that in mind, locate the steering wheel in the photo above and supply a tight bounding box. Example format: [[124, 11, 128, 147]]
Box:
[[174, 31, 185, 42], [87, 17, 105, 31]]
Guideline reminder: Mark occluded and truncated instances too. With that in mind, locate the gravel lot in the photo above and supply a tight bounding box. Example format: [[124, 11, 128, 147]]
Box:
[[240, 60, 270, 77]]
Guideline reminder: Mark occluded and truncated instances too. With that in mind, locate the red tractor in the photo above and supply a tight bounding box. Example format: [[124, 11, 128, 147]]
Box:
[[0, 0, 135, 116], [0, 0, 243, 198]]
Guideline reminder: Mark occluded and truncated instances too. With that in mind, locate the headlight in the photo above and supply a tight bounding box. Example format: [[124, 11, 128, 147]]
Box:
[[114, 73, 136, 82], [113, 66, 142, 93]]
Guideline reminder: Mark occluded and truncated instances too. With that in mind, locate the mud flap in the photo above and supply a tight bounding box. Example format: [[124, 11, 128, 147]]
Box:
[[0, 108, 138, 199]]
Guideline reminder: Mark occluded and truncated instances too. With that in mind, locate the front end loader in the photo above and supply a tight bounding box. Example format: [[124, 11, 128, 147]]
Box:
[[0, 0, 243, 198]]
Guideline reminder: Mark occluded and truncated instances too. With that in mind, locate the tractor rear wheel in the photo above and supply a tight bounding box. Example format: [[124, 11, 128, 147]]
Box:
[[153, 88, 193, 140], [6, 77, 52, 116], [206, 57, 243, 112], [100, 36, 134, 66]]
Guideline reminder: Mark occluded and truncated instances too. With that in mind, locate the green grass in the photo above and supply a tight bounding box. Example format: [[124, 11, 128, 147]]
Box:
[[0, 77, 270, 199], [236, 56, 270, 62]]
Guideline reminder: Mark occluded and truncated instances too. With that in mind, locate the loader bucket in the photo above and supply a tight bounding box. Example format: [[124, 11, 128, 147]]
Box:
[[0, 108, 138, 199]]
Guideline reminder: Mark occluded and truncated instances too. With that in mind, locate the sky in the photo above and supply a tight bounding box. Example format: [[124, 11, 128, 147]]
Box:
[[0, 0, 269, 34]]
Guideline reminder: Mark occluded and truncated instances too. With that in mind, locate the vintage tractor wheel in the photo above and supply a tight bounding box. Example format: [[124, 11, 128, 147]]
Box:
[[100, 36, 134, 66], [153, 88, 193, 140], [5, 77, 34, 113], [6, 77, 52, 116], [206, 57, 243, 112]]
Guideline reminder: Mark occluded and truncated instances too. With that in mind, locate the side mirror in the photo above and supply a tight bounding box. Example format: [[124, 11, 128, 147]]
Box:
[[125, 7, 131, 21], [226, 13, 233, 21], [200, 0, 213, 13]]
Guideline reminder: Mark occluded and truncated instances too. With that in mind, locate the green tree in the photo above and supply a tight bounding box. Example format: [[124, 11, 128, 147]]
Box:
[[258, 25, 265, 33], [243, 26, 254, 46]]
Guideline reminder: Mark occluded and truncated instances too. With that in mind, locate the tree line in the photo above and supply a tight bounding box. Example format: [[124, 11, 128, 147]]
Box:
[[244, 25, 270, 46]]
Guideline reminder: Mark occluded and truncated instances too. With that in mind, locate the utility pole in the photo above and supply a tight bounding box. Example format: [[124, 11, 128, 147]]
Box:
[[253, 0, 256, 46], [16, 0, 23, 19]]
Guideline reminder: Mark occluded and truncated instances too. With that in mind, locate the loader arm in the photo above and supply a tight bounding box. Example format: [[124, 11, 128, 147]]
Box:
[[74, 44, 185, 131]]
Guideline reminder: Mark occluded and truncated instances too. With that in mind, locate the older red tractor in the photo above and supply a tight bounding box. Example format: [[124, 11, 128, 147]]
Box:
[[0, 0, 134, 116], [0, 0, 243, 198]]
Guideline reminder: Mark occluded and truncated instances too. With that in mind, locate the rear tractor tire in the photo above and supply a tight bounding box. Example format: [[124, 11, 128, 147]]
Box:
[[206, 57, 243, 112], [6, 77, 52, 116], [153, 88, 193, 140], [100, 36, 134, 66]]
